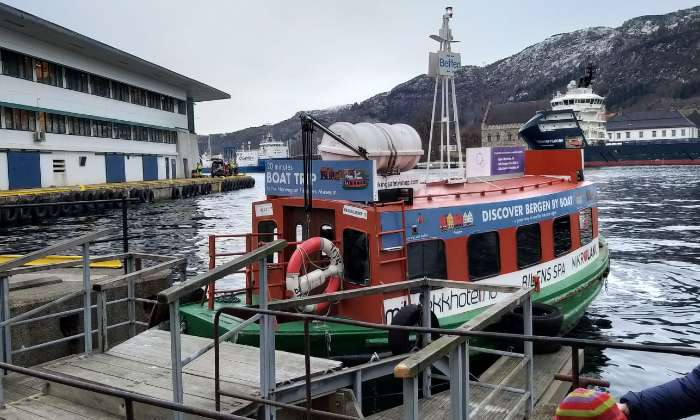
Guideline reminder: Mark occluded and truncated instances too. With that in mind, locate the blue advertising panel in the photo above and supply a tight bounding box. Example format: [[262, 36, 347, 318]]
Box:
[[265, 159, 377, 202], [380, 183, 598, 249]]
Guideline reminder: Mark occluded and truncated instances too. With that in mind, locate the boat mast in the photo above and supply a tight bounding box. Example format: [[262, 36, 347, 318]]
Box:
[[426, 6, 463, 175]]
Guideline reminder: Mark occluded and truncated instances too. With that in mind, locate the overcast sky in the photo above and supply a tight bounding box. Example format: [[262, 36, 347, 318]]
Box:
[[5, 0, 699, 134]]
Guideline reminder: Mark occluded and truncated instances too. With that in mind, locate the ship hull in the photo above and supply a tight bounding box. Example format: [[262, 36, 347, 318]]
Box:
[[584, 140, 700, 167]]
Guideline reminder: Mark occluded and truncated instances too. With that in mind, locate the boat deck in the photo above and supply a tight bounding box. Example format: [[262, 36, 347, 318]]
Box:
[[368, 347, 580, 420], [0, 329, 342, 419]]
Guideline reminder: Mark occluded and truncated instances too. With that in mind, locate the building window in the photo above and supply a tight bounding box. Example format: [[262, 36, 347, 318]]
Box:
[[177, 99, 187, 115], [639, 131, 643, 138], [652, 130, 657, 137], [112, 81, 130, 102], [42, 112, 66, 134], [607, 133, 612, 139], [162, 96, 174, 112], [35, 60, 63, 87], [130, 86, 146, 106], [468, 231, 500, 280], [671, 129, 676, 137], [79, 156, 87, 167], [149, 128, 163, 143], [91, 75, 111, 97], [92, 120, 112, 138], [52, 159, 66, 173], [1, 49, 33, 80], [616, 132, 621, 139], [146, 91, 161, 109], [487, 134, 492, 143], [65, 67, 89, 93], [496, 133, 500, 143], [553, 215, 572, 257], [343, 229, 369, 285], [3, 107, 36, 131], [662, 130, 667, 137], [407, 240, 446, 280], [625, 132, 630, 139], [579, 208, 593, 246], [134, 126, 148, 141], [114, 123, 132, 140], [164, 130, 177, 144], [67, 116, 91, 136], [516, 223, 542, 269], [681, 129, 686, 137]]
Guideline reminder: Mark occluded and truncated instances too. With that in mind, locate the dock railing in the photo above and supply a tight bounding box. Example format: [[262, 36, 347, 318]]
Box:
[[0, 228, 187, 407]]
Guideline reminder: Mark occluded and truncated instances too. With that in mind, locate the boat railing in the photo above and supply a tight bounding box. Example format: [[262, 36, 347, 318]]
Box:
[[0, 228, 187, 368], [212, 276, 700, 420]]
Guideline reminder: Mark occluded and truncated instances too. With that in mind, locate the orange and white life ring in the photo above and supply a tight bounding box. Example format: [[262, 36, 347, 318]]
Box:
[[285, 237, 343, 314]]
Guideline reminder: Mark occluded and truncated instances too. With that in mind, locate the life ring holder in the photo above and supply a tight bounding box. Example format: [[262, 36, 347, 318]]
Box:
[[285, 237, 343, 314]]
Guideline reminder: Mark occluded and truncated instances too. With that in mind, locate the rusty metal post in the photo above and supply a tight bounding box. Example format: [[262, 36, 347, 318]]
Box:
[[572, 345, 580, 388], [208, 235, 216, 310], [303, 319, 312, 420], [420, 284, 432, 398]]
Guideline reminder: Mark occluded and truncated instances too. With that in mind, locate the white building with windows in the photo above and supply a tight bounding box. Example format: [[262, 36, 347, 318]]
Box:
[[605, 111, 698, 143], [0, 3, 229, 190]]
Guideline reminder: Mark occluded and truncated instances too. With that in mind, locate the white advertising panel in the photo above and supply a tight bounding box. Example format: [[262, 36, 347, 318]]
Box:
[[465, 147, 492, 178], [428, 52, 461, 77]]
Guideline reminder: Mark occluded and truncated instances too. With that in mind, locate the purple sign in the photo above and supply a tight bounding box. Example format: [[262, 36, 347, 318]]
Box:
[[491, 147, 524, 175]]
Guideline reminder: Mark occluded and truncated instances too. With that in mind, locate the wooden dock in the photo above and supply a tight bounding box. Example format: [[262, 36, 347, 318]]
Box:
[[369, 347, 580, 420], [0, 329, 342, 419]]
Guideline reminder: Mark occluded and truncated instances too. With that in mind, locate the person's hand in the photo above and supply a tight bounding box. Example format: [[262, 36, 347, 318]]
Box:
[[617, 403, 630, 418]]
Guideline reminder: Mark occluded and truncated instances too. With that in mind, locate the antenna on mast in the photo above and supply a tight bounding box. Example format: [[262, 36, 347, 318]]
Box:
[[426, 6, 463, 177]]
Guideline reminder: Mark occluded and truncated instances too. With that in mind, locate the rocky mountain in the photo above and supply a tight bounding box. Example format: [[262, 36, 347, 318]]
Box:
[[202, 5, 700, 157]]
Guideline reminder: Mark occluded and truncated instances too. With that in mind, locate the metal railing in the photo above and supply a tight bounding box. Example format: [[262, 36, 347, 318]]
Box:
[[0, 228, 187, 409]]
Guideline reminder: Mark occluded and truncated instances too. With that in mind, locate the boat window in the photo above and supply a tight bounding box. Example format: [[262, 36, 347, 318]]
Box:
[[579, 208, 593, 246], [553, 215, 572, 257], [468, 231, 500, 280], [258, 221, 278, 263], [407, 240, 446, 280], [320, 224, 335, 241], [343, 229, 370, 285], [516, 223, 542, 269]]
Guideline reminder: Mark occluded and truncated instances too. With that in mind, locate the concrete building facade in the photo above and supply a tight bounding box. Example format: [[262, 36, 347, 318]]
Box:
[[605, 111, 698, 142], [0, 3, 228, 190]]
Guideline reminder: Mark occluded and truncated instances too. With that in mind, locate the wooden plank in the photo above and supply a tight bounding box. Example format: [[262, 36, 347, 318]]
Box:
[[158, 239, 287, 304], [9, 276, 62, 291], [393, 287, 532, 378], [0, 229, 114, 274]]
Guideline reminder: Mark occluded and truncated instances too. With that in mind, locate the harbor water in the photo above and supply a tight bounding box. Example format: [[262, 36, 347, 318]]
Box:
[[0, 167, 698, 399]]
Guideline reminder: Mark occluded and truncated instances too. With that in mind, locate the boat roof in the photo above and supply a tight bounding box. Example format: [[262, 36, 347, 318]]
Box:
[[405, 175, 581, 210]]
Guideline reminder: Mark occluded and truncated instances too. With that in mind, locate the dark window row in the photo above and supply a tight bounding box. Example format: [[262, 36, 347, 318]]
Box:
[[405, 211, 592, 282], [0, 106, 177, 144], [0, 48, 186, 115]]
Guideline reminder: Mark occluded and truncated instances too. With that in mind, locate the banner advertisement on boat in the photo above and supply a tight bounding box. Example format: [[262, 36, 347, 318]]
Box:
[[383, 237, 600, 323], [465, 146, 524, 178], [265, 159, 377, 202], [380, 183, 597, 249]]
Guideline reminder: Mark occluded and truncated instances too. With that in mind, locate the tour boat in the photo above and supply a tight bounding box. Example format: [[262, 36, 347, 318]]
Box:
[[179, 8, 610, 358]]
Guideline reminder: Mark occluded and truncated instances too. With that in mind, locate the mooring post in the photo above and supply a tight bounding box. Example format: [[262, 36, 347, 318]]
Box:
[[402, 376, 419, 420], [258, 257, 276, 420], [523, 292, 534, 416], [420, 283, 432, 398], [82, 243, 92, 354], [168, 300, 184, 420], [96, 290, 108, 352], [449, 342, 465, 420]]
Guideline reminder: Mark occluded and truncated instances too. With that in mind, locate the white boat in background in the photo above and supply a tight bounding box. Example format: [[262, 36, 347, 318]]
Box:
[[235, 133, 290, 172]]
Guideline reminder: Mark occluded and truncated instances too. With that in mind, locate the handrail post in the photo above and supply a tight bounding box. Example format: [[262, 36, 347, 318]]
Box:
[[127, 277, 136, 338], [82, 243, 92, 354], [122, 196, 129, 275], [420, 283, 432, 398], [207, 235, 215, 310], [523, 291, 534, 417], [402, 376, 418, 420], [96, 290, 108, 352], [168, 300, 184, 420], [0, 276, 10, 367], [463, 340, 470, 419], [258, 256, 276, 420], [449, 340, 464, 420]]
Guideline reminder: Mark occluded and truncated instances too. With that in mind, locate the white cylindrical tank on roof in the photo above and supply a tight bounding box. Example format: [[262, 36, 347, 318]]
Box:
[[318, 122, 424, 172]]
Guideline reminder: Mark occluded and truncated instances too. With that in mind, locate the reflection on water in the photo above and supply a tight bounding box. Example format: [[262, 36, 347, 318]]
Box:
[[1, 167, 699, 398]]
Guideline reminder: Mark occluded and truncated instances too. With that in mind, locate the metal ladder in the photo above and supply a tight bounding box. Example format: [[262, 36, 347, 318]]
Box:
[[376, 200, 409, 281]]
